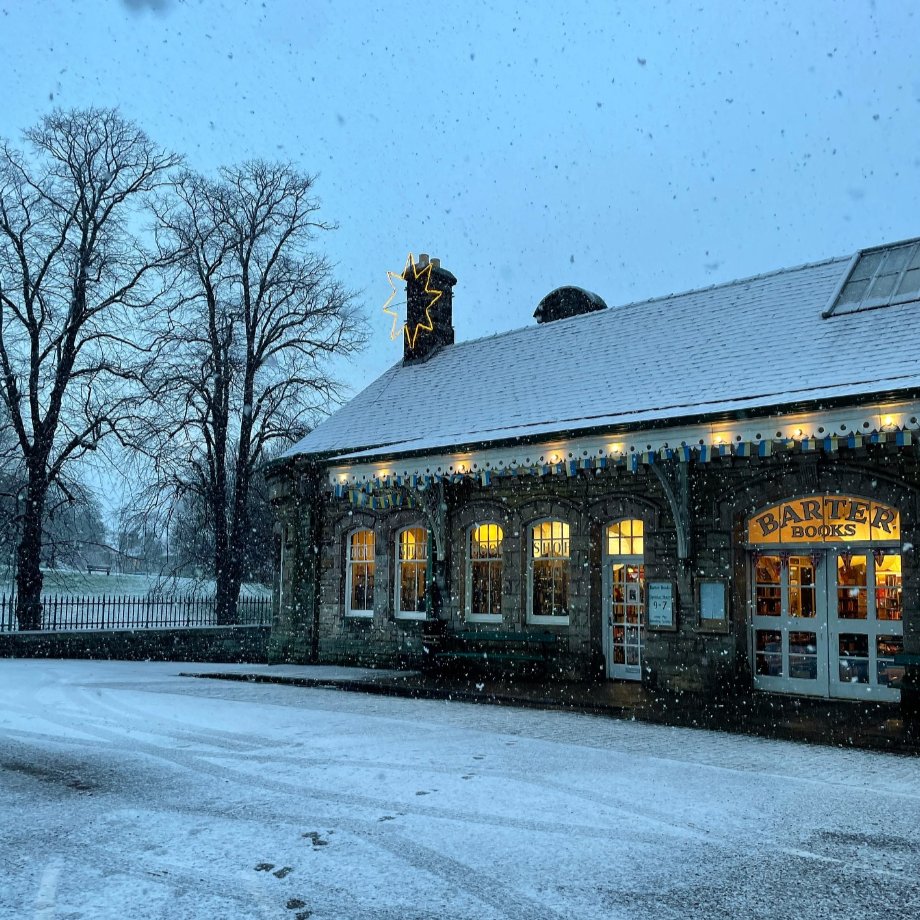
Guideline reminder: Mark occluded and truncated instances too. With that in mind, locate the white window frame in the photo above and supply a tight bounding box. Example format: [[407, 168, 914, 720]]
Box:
[[345, 528, 375, 618], [395, 525, 428, 620], [527, 519, 571, 626], [465, 522, 504, 623]]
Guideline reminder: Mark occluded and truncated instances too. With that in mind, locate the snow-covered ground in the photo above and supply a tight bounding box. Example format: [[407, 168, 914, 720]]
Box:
[[1, 660, 918, 920], [0, 567, 273, 599]]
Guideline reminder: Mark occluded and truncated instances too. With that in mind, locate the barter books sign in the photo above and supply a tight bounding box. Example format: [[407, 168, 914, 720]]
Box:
[[747, 496, 899, 545]]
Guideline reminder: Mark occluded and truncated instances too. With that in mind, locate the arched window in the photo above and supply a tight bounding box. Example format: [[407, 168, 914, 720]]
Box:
[[396, 526, 428, 619], [528, 520, 570, 624], [605, 519, 645, 680], [467, 523, 504, 621], [345, 529, 375, 617]]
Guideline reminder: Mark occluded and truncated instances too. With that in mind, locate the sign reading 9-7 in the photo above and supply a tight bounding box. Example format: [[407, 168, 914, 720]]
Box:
[[748, 496, 900, 545]]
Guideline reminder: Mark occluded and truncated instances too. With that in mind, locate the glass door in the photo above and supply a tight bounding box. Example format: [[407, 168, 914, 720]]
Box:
[[828, 551, 904, 701], [751, 553, 829, 696], [605, 561, 645, 680]]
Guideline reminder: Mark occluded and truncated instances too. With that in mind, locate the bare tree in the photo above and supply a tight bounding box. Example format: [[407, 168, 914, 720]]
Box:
[[147, 162, 363, 623], [0, 108, 180, 628]]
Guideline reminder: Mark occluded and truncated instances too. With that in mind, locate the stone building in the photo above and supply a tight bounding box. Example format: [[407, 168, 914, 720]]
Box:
[[266, 242, 920, 708]]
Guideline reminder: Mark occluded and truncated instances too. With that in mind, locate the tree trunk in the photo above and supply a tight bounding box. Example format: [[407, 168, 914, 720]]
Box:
[[15, 479, 46, 631], [213, 501, 239, 626]]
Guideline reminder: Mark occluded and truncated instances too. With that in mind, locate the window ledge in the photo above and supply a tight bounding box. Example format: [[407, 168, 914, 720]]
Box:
[[466, 613, 503, 624], [395, 612, 428, 621], [527, 615, 570, 627], [345, 610, 374, 619]]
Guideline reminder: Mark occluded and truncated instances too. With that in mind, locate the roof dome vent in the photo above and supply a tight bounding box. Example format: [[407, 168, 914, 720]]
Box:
[[534, 286, 608, 324]]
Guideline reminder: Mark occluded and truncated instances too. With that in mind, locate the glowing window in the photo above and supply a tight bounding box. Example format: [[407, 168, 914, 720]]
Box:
[[529, 520, 570, 622], [607, 519, 644, 556], [396, 527, 428, 619], [345, 529, 375, 617], [467, 523, 503, 620]]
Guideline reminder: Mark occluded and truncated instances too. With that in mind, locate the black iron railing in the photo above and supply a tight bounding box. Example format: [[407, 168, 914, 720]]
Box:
[[0, 592, 274, 632]]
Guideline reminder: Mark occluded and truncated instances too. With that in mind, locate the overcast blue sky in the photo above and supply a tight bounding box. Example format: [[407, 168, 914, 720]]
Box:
[[3, 0, 919, 393]]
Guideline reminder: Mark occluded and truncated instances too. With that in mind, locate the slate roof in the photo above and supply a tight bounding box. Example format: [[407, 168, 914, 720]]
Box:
[[286, 245, 920, 462]]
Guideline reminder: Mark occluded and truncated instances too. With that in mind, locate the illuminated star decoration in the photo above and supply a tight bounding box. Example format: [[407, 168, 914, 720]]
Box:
[[382, 252, 444, 348]]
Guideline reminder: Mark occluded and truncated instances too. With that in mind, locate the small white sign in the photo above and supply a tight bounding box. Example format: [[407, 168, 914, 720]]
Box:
[[647, 581, 675, 630]]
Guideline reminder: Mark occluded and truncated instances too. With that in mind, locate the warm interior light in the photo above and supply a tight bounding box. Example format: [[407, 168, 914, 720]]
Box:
[[610, 443, 623, 455], [795, 428, 803, 438], [884, 415, 894, 427], [715, 435, 724, 445]]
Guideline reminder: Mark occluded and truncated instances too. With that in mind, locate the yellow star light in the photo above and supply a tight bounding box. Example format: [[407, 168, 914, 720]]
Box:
[[382, 252, 444, 348]]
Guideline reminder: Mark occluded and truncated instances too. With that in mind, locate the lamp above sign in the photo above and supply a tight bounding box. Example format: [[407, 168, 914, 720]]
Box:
[[747, 496, 900, 545]]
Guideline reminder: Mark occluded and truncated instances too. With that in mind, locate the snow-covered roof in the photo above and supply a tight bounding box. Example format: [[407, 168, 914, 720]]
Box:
[[286, 246, 920, 462]]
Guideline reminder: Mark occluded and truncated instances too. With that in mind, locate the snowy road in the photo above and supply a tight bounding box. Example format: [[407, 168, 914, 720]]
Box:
[[1, 661, 919, 920]]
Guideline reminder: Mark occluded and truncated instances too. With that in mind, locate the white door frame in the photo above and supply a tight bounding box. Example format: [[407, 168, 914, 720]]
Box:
[[602, 554, 645, 681], [750, 547, 903, 701]]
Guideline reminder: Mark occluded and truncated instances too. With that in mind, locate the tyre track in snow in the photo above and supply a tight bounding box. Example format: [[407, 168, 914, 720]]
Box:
[[96, 675, 920, 800], [7, 669, 920, 915], [11, 680, 918, 889], [5, 701, 595, 920]]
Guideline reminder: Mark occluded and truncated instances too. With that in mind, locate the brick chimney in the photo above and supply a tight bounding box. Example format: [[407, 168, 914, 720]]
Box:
[[404, 253, 457, 363]]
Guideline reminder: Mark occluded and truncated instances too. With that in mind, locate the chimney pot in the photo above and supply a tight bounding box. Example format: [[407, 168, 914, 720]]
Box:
[[418, 252, 429, 267], [431, 257, 440, 269]]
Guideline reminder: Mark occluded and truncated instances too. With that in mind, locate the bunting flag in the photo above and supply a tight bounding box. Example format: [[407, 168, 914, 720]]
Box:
[[331, 423, 919, 501]]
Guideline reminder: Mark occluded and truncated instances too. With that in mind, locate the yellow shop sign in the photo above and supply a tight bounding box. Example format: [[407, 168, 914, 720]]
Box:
[[748, 496, 900, 545]]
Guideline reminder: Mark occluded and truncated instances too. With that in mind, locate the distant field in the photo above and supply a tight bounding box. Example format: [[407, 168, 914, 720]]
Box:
[[0, 567, 273, 600]]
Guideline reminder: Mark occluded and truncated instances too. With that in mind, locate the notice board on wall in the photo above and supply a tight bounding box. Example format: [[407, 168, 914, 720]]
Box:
[[697, 578, 729, 632], [646, 580, 676, 631]]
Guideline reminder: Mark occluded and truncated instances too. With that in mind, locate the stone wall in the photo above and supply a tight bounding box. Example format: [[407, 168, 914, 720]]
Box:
[[0, 626, 270, 663], [269, 443, 920, 696]]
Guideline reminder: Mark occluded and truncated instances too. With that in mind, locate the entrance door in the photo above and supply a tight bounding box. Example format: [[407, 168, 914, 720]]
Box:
[[752, 553, 829, 696], [751, 550, 904, 701], [828, 551, 904, 702], [606, 561, 645, 680], [604, 519, 646, 681]]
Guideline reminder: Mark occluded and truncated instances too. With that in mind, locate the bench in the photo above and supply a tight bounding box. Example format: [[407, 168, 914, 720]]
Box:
[[87, 564, 111, 576], [424, 627, 562, 675]]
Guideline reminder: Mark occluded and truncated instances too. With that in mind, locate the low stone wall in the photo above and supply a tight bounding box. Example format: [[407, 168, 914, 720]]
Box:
[[0, 626, 270, 663]]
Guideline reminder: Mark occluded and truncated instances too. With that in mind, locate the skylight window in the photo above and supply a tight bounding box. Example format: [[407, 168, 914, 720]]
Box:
[[825, 239, 920, 317]]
